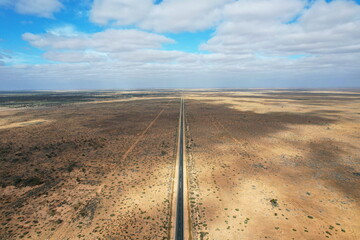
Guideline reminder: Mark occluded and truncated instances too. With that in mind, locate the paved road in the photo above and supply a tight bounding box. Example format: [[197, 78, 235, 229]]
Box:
[[175, 98, 184, 240]]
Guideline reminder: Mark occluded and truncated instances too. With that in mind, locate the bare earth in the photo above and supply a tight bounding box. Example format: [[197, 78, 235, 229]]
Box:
[[0, 90, 360, 239], [0, 95, 179, 239], [185, 90, 360, 239]]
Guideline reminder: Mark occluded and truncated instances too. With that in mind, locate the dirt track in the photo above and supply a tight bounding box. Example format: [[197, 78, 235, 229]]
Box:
[[0, 97, 179, 239]]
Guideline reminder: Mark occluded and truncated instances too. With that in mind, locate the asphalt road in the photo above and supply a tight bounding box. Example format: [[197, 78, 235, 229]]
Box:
[[175, 98, 184, 240]]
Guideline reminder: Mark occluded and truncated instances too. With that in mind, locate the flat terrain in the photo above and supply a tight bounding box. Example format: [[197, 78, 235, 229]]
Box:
[[0, 91, 179, 239], [185, 90, 360, 239], [1, 89, 360, 240]]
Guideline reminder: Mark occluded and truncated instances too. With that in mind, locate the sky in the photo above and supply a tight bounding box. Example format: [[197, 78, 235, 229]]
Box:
[[0, 0, 360, 90]]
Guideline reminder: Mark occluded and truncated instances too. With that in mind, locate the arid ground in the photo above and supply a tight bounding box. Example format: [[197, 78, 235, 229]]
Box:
[[0, 91, 180, 239], [185, 90, 360, 239], [0, 90, 360, 239]]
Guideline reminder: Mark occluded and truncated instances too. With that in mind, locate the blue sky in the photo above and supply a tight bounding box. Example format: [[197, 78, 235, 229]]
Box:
[[0, 0, 360, 90]]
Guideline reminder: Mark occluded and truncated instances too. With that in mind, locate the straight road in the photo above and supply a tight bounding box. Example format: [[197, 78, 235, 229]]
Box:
[[175, 98, 185, 240]]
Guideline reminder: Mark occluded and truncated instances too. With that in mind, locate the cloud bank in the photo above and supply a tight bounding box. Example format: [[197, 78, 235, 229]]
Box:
[[0, 0, 62, 18], [1, 0, 360, 89]]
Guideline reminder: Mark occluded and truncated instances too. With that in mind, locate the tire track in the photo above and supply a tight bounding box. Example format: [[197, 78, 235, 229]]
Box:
[[98, 99, 173, 193], [50, 99, 173, 240]]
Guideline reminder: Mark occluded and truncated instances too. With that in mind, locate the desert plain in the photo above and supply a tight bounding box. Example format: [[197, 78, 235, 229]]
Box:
[[0, 90, 359, 240]]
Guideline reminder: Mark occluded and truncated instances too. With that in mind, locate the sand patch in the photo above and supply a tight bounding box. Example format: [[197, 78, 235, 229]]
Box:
[[0, 119, 51, 129]]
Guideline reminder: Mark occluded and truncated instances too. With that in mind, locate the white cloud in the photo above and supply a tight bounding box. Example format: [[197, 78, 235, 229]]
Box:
[[299, 0, 360, 31], [43, 51, 108, 63], [108, 49, 187, 63], [0, 0, 63, 18], [139, 0, 232, 33], [90, 0, 153, 25], [221, 0, 304, 23], [201, 0, 360, 57], [23, 29, 174, 53], [46, 25, 80, 37], [20, 0, 360, 65], [3, 0, 360, 89], [22, 27, 178, 64], [90, 0, 233, 32], [1, 54, 359, 89]]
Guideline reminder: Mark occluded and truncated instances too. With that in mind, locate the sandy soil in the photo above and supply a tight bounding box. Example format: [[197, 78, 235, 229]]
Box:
[[0, 119, 52, 130], [1, 90, 359, 240], [0, 96, 179, 239], [185, 90, 360, 239]]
